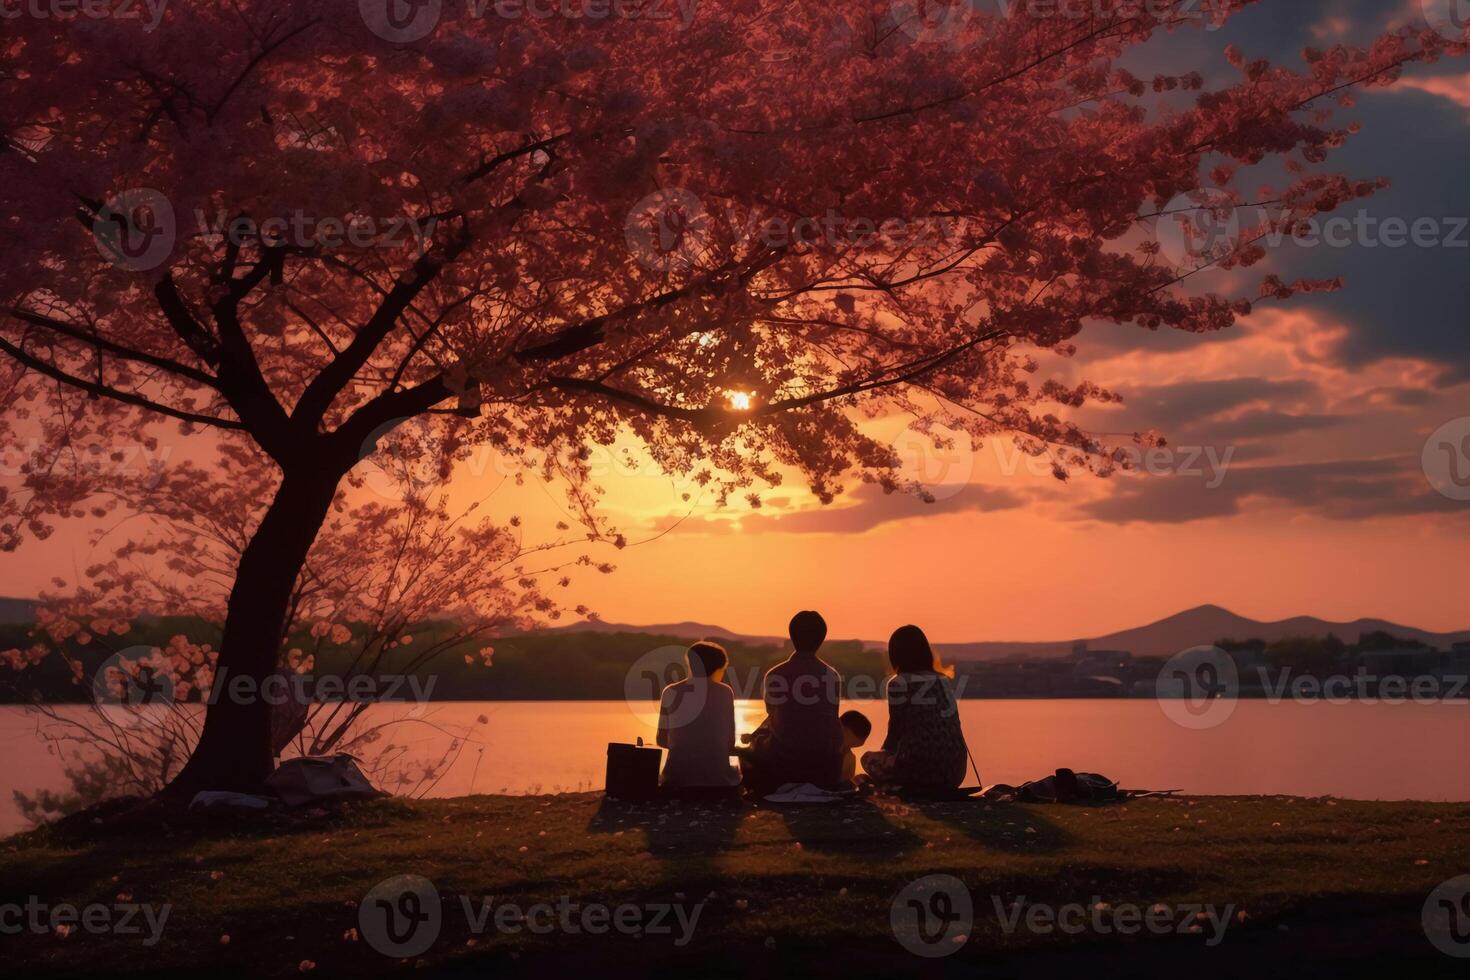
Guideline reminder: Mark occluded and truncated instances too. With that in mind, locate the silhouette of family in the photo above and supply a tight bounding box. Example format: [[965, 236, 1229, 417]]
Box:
[[654, 611, 972, 798]]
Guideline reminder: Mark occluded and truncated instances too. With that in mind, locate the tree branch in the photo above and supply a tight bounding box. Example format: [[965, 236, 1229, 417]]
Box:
[[155, 273, 296, 460], [329, 374, 457, 463], [456, 132, 569, 187], [292, 235, 469, 430], [512, 248, 786, 364], [0, 335, 245, 430], [541, 376, 709, 423], [537, 326, 1007, 424], [8, 307, 219, 387], [152, 277, 221, 366]]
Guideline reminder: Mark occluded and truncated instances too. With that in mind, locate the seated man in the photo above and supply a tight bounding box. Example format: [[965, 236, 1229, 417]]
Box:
[[744, 610, 845, 792]]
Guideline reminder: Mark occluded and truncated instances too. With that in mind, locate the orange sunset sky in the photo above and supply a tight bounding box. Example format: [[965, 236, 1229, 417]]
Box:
[[8, 305, 1468, 643], [490, 305, 1470, 642], [6, 2, 1470, 643]]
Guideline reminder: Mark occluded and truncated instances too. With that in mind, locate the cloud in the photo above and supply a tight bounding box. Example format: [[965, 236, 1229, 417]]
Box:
[[1396, 72, 1470, 114], [1209, 410, 1345, 440], [650, 480, 1026, 537], [1106, 2, 1470, 383], [1069, 319, 1244, 359], [1115, 377, 1320, 427], [1086, 375, 1347, 446], [1243, 86, 1470, 382], [1310, 14, 1354, 41], [1387, 387, 1436, 407], [1076, 456, 1465, 524]]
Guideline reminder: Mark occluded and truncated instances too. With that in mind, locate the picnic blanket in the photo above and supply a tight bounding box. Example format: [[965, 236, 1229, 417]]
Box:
[[762, 782, 853, 804]]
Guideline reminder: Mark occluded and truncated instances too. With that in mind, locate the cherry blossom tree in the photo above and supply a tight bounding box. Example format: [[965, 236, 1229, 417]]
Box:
[[6, 454, 572, 817], [1, 0, 1461, 794]]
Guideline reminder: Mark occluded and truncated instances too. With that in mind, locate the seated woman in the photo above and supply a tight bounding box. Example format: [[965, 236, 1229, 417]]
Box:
[[656, 641, 740, 791], [861, 625, 970, 792]]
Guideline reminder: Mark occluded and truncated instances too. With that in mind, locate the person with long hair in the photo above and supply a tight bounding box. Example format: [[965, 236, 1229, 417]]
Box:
[[860, 625, 970, 791]]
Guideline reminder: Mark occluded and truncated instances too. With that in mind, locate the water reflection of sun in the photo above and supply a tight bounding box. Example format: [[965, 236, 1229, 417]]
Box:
[[735, 699, 766, 733]]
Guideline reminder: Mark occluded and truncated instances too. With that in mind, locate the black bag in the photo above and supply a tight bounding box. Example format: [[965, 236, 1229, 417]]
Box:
[[981, 769, 1124, 804], [605, 738, 662, 801], [1019, 768, 1122, 803]]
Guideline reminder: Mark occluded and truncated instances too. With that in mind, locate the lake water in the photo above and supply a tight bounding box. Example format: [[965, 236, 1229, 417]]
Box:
[[3, 699, 1468, 834]]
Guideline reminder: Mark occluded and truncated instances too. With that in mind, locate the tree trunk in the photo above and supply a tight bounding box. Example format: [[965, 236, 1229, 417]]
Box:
[[162, 468, 342, 798]]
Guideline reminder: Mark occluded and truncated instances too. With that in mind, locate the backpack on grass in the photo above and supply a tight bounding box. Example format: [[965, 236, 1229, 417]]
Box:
[[985, 768, 1124, 804]]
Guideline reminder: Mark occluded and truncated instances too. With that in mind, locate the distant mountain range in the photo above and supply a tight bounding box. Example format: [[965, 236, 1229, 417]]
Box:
[[544, 619, 785, 645], [545, 604, 1470, 661], [1073, 604, 1470, 659], [7, 596, 1467, 662]]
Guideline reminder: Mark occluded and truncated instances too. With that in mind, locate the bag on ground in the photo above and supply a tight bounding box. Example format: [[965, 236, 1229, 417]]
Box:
[[605, 738, 662, 801], [1018, 768, 1121, 803], [265, 754, 385, 807], [982, 768, 1124, 804]]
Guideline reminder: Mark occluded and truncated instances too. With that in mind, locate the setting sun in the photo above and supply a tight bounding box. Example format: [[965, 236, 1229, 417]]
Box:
[[726, 390, 755, 412]]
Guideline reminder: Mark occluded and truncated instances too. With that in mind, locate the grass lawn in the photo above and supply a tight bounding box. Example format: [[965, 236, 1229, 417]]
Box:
[[2, 793, 1468, 978]]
